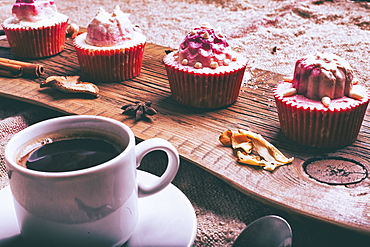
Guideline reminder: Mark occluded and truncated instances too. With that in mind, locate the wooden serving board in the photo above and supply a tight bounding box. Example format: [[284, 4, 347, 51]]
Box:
[[0, 38, 369, 234]]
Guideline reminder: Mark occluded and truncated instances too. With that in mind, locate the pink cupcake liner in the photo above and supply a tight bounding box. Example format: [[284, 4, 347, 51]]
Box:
[[73, 41, 146, 82], [2, 21, 68, 58], [163, 55, 247, 108], [274, 84, 369, 148]]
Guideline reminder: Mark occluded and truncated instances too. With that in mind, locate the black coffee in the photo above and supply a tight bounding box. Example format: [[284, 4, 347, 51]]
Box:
[[24, 138, 121, 172]]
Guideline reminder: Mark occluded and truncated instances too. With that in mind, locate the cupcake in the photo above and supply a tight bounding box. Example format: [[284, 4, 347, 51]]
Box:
[[73, 6, 146, 82], [163, 22, 248, 108], [2, 0, 69, 58], [274, 52, 369, 148]]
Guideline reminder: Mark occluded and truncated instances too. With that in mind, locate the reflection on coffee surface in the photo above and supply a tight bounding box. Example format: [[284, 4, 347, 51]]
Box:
[[18, 130, 125, 172]]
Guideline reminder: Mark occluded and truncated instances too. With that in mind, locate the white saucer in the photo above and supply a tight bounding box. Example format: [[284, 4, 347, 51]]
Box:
[[0, 170, 197, 247]]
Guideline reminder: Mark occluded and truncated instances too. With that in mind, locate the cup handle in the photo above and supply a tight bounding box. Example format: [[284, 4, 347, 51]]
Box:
[[135, 138, 180, 198]]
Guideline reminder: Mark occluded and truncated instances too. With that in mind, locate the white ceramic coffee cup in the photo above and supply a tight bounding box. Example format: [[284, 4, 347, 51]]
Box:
[[4, 115, 180, 247]]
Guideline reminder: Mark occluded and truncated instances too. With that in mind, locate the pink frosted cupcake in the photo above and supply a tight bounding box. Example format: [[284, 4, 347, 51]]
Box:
[[73, 6, 146, 82], [274, 52, 369, 148], [163, 22, 247, 108], [2, 0, 69, 58]]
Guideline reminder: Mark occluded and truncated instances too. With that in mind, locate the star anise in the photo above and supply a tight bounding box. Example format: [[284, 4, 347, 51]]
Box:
[[121, 101, 157, 120]]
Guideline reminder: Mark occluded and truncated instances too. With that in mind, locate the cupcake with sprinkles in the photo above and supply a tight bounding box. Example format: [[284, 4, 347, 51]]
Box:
[[163, 22, 248, 108], [274, 52, 369, 148]]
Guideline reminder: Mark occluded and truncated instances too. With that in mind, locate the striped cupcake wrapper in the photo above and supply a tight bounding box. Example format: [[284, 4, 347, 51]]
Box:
[[163, 54, 247, 108], [73, 41, 146, 82], [2, 20, 68, 58], [274, 85, 369, 148]]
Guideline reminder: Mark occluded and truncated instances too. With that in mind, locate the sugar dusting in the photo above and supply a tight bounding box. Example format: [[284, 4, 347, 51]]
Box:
[[52, 0, 370, 90], [1, 0, 369, 88]]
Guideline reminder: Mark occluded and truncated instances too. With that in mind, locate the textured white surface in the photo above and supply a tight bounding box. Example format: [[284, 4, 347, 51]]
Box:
[[2, 0, 370, 88]]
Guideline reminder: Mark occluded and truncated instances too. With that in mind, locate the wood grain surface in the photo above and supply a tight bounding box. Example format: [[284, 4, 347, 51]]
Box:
[[0, 37, 369, 234]]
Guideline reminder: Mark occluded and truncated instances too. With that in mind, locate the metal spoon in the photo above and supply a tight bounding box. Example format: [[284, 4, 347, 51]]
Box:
[[233, 215, 293, 247]]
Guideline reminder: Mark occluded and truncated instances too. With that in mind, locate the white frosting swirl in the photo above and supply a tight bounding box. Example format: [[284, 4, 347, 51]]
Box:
[[12, 0, 58, 22], [86, 6, 136, 47]]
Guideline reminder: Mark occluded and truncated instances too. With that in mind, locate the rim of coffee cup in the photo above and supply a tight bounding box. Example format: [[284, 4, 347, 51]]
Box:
[[5, 115, 134, 178]]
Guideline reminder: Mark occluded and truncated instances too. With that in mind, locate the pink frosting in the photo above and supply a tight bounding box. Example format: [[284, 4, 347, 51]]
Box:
[[85, 6, 135, 47], [12, 0, 57, 22], [177, 23, 233, 68], [292, 52, 353, 100]]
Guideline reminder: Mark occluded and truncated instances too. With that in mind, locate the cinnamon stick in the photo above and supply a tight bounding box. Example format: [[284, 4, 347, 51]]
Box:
[[0, 57, 44, 77], [0, 61, 22, 77]]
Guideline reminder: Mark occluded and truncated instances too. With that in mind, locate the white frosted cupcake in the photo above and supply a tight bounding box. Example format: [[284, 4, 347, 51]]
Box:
[[163, 22, 247, 108], [73, 6, 146, 82], [2, 0, 69, 58]]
